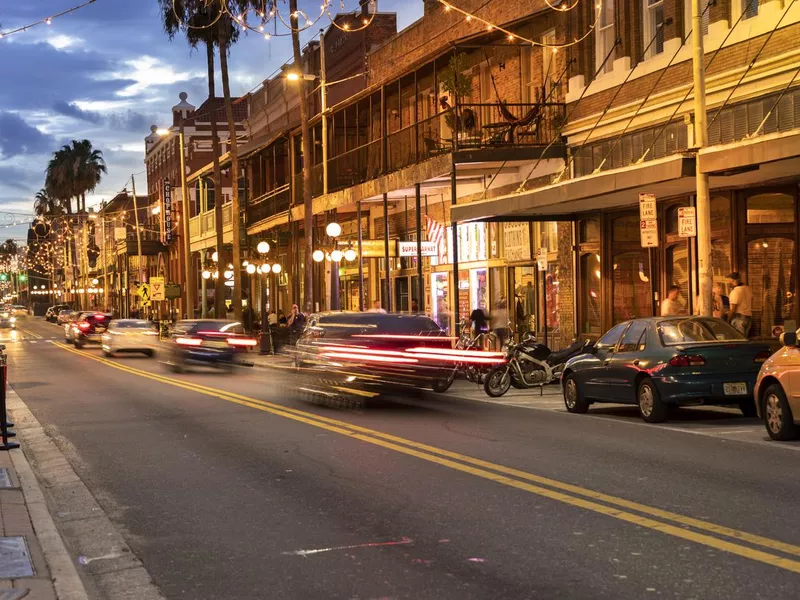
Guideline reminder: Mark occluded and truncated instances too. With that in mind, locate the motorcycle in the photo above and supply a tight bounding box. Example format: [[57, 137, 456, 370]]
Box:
[[431, 320, 503, 393], [483, 335, 593, 398]]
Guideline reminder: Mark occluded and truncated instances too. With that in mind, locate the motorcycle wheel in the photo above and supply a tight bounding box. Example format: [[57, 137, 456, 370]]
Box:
[[484, 365, 512, 398], [432, 369, 457, 393], [510, 376, 527, 390]]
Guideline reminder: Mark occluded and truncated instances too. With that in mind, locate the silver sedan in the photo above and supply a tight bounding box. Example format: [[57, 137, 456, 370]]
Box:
[[101, 319, 159, 357]]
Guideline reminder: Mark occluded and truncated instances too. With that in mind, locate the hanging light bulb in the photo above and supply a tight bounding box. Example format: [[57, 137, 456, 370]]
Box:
[[326, 222, 342, 238], [312, 250, 325, 262], [257, 241, 270, 254], [271, 263, 282, 274], [246, 263, 256, 275], [330, 250, 343, 262], [260, 263, 271, 274], [344, 248, 357, 262], [211, 251, 218, 262], [224, 270, 234, 280], [202, 270, 211, 280]]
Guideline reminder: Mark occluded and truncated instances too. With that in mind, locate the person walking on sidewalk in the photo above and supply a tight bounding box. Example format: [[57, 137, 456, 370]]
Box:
[[727, 272, 753, 337], [287, 304, 306, 345]]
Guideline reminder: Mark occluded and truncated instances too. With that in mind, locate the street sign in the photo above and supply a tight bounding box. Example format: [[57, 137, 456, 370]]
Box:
[[163, 181, 173, 244], [639, 192, 659, 248], [351, 239, 397, 258], [137, 283, 151, 306], [397, 241, 438, 257], [536, 247, 548, 271], [150, 276, 165, 301], [165, 284, 181, 300], [678, 206, 697, 237]]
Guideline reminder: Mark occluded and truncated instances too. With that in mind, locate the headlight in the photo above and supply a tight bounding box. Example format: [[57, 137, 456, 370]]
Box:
[[9, 317, 15, 324]]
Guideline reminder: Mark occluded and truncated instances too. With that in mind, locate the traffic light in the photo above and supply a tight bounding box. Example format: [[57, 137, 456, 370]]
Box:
[[0, 274, 7, 282], [18, 274, 26, 282]]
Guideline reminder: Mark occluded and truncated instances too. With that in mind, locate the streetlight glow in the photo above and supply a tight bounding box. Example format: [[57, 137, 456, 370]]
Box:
[[257, 241, 270, 254], [246, 263, 256, 274], [313, 250, 325, 262], [202, 270, 211, 280], [344, 248, 357, 262], [271, 263, 282, 274], [326, 222, 342, 238], [286, 72, 300, 81], [156, 128, 171, 136], [330, 250, 343, 262]]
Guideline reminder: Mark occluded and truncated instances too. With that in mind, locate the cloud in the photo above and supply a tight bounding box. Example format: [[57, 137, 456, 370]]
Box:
[[0, 113, 56, 158], [52, 101, 154, 133], [0, 166, 39, 191]]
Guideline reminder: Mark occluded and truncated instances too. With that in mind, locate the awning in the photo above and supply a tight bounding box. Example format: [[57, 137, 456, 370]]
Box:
[[450, 154, 696, 222], [700, 129, 800, 176]]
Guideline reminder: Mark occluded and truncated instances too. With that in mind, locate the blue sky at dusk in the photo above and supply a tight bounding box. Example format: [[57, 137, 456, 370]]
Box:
[[0, 0, 423, 241]]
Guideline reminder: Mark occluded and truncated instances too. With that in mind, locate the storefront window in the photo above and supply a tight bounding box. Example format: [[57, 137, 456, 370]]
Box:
[[665, 244, 689, 314], [612, 215, 640, 243], [746, 237, 796, 338], [746, 193, 795, 224], [580, 253, 601, 335], [579, 218, 600, 243], [536, 222, 558, 253], [489, 268, 509, 346], [431, 273, 451, 332], [470, 268, 488, 311], [613, 252, 652, 322], [513, 266, 537, 335], [710, 196, 732, 293]]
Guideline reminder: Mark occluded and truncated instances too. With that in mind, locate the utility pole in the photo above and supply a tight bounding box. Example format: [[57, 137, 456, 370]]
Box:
[[101, 210, 109, 310], [692, 0, 712, 316], [130, 176, 145, 314]]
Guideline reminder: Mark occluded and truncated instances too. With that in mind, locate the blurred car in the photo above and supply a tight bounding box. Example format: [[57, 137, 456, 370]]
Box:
[[12, 305, 27, 317], [72, 312, 112, 349], [101, 319, 158, 357], [295, 311, 495, 398], [64, 311, 89, 343], [165, 320, 256, 372], [0, 310, 15, 330], [56, 309, 73, 325], [561, 317, 771, 423], [753, 331, 800, 440]]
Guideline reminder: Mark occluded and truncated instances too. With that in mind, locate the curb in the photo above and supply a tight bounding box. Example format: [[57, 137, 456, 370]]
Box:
[[6, 389, 89, 600]]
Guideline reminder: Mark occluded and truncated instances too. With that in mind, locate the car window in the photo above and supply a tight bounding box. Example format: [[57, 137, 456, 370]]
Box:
[[659, 317, 746, 345], [596, 322, 630, 350], [618, 321, 648, 353]]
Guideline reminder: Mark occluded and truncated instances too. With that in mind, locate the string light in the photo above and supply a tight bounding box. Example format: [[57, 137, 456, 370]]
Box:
[[436, 0, 599, 49], [0, 0, 98, 40]]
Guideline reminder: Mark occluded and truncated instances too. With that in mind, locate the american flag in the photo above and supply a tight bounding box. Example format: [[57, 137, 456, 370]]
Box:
[[425, 215, 445, 247]]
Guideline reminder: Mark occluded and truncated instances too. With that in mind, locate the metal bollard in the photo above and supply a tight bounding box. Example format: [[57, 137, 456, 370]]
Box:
[[0, 345, 19, 451]]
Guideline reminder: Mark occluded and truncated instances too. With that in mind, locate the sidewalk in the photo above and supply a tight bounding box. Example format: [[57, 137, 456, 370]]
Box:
[[248, 352, 296, 370], [0, 439, 87, 600]]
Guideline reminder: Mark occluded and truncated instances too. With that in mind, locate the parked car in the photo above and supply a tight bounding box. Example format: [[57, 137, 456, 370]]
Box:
[[561, 317, 772, 423], [753, 330, 800, 440], [56, 309, 73, 325], [46, 303, 71, 323], [295, 311, 466, 396], [165, 320, 256, 372], [101, 319, 158, 357], [72, 312, 112, 349]]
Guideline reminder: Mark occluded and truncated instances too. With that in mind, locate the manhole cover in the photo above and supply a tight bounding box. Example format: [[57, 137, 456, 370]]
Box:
[[0, 537, 34, 578], [0, 468, 13, 488]]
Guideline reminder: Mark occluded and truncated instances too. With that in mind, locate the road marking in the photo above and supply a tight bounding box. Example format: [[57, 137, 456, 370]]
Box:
[[17, 328, 42, 340], [50, 342, 800, 572]]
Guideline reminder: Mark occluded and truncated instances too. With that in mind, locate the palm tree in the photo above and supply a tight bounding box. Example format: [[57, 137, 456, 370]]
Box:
[[160, 0, 230, 318], [69, 139, 107, 213], [45, 147, 74, 215], [33, 189, 60, 217]]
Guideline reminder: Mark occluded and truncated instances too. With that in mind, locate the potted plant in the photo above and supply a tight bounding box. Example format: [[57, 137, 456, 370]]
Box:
[[440, 53, 475, 137]]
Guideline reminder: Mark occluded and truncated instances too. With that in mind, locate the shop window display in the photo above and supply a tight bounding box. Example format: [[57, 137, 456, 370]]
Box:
[[514, 267, 537, 335], [580, 253, 601, 335], [612, 252, 652, 322], [431, 272, 451, 333], [665, 245, 689, 314]]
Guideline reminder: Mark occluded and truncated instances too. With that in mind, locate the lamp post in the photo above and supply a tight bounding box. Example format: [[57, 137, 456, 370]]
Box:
[[157, 125, 194, 319], [313, 221, 358, 311]]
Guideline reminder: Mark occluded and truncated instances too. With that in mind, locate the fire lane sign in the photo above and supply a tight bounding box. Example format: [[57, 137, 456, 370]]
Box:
[[639, 193, 659, 248], [678, 206, 697, 238]]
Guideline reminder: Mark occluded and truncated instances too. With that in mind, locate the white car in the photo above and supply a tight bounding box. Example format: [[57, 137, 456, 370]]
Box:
[[101, 319, 159, 357]]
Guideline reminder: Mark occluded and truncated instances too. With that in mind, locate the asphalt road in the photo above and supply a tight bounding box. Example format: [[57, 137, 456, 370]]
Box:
[[5, 316, 800, 599]]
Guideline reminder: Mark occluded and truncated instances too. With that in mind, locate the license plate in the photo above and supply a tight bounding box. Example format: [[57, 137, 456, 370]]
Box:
[[204, 341, 227, 349], [724, 382, 747, 396]]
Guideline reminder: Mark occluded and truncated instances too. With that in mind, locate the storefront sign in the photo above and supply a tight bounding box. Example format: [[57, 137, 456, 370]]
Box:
[[536, 247, 548, 271], [678, 206, 696, 237], [639, 192, 658, 247], [163, 180, 173, 244], [503, 223, 531, 262], [114, 227, 127, 241], [397, 241, 438, 257], [347, 239, 397, 258]]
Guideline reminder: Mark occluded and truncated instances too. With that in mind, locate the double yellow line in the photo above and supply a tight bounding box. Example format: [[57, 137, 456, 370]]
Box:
[[17, 327, 42, 340], [52, 341, 800, 574]]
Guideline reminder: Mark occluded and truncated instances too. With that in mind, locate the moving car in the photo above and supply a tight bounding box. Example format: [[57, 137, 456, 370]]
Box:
[[64, 311, 88, 343], [12, 305, 27, 317], [102, 319, 158, 357], [561, 317, 772, 423], [295, 312, 488, 398], [754, 331, 800, 440], [0, 308, 16, 330], [73, 312, 112, 349], [165, 320, 256, 372], [56, 309, 73, 325]]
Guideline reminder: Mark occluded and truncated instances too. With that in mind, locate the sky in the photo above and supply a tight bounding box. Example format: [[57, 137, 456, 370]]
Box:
[[0, 0, 423, 242]]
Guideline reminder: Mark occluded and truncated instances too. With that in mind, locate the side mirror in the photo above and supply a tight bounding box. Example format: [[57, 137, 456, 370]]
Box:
[[780, 331, 797, 347]]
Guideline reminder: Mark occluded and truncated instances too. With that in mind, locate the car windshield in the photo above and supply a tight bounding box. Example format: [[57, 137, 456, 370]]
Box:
[[658, 318, 747, 345], [189, 321, 245, 334]]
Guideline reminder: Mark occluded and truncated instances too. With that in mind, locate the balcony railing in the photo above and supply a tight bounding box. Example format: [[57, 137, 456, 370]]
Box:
[[188, 203, 233, 243], [246, 184, 291, 227]]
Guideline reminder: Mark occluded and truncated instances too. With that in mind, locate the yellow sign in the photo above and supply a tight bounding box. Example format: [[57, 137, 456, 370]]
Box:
[[137, 283, 151, 303], [342, 239, 396, 258], [150, 277, 165, 301]]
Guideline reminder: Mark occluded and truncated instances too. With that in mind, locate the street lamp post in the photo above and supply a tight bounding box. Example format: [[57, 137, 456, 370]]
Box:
[[130, 175, 145, 306]]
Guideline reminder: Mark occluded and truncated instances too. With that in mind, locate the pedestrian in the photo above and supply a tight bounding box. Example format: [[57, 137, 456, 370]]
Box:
[[368, 300, 387, 313], [491, 296, 509, 347], [287, 304, 306, 344], [727, 272, 753, 337], [278, 310, 287, 325], [411, 299, 419, 313], [268, 309, 278, 327], [661, 285, 683, 316], [469, 304, 489, 337]]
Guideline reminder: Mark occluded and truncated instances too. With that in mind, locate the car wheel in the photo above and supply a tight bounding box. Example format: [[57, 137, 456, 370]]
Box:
[[738, 399, 758, 418], [763, 384, 798, 441], [638, 378, 668, 423], [146, 349, 155, 358], [431, 369, 456, 393], [74, 339, 83, 350], [103, 349, 113, 358], [484, 365, 512, 398], [563, 374, 590, 413]]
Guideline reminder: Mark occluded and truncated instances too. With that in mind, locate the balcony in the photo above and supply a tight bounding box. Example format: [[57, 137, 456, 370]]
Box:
[[114, 230, 167, 257], [246, 184, 291, 231], [188, 203, 233, 253]]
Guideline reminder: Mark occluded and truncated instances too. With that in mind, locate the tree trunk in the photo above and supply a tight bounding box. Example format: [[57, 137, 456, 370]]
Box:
[[218, 28, 243, 322], [206, 41, 226, 318], [290, 0, 315, 314]]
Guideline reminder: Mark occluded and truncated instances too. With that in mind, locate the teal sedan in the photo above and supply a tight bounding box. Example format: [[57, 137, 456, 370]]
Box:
[[561, 317, 772, 423]]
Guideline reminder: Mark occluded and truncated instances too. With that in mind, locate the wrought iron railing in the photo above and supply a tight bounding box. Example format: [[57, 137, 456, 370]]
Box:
[[246, 184, 291, 227]]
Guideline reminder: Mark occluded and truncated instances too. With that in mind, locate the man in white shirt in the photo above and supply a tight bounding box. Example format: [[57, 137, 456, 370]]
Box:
[[727, 272, 753, 337], [661, 285, 683, 316]]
